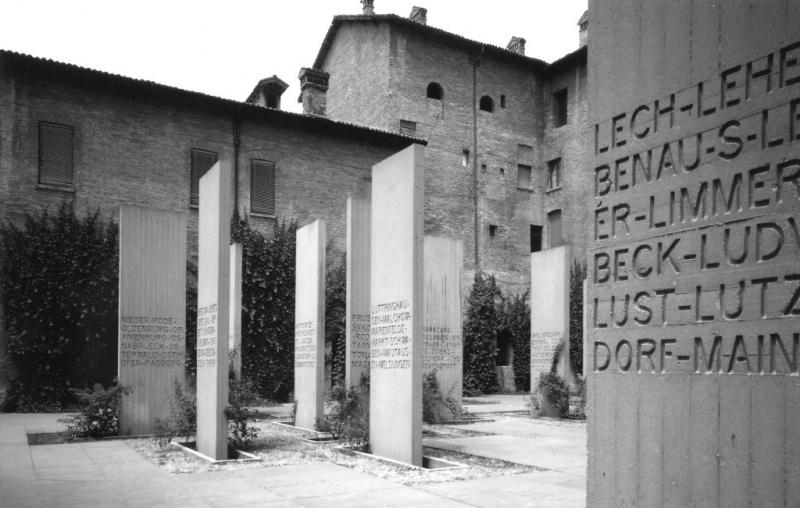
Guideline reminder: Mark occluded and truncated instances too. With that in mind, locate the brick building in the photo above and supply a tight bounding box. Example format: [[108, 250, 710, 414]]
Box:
[[0, 50, 420, 390]]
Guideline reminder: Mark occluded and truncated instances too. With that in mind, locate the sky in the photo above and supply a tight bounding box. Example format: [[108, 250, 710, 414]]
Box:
[[0, 0, 587, 113]]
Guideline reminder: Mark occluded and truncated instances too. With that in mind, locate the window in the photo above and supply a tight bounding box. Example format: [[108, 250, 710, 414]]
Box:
[[479, 95, 494, 112], [481, 163, 487, 173], [266, 94, 279, 108], [517, 164, 532, 188], [399, 119, 417, 136], [489, 224, 497, 238], [38, 122, 74, 187], [251, 159, 276, 216], [499, 167, 505, 176], [554, 88, 568, 127], [547, 158, 562, 190], [426, 82, 443, 100], [462, 149, 470, 167], [190, 148, 219, 206], [500, 94, 506, 108], [530, 225, 543, 253], [548, 209, 562, 247]]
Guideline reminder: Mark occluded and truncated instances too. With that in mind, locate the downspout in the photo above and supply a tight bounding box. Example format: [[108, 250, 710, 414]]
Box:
[[232, 111, 241, 215], [472, 44, 484, 273]]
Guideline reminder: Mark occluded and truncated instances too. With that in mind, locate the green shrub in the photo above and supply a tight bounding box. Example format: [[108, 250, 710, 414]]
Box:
[[422, 371, 465, 423], [225, 379, 260, 449], [569, 258, 587, 376], [499, 291, 530, 392], [154, 378, 196, 444], [326, 249, 346, 388], [531, 372, 569, 418], [59, 383, 132, 438], [315, 374, 369, 446], [0, 203, 118, 411], [234, 216, 297, 402], [184, 258, 198, 385], [463, 273, 500, 395]]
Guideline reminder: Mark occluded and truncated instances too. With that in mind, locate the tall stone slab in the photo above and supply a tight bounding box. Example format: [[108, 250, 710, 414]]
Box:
[[229, 242, 242, 380], [423, 236, 463, 404], [345, 197, 371, 388], [294, 220, 325, 430], [118, 205, 187, 436], [530, 245, 570, 390], [196, 161, 230, 460], [370, 144, 424, 466], [587, 2, 800, 505]]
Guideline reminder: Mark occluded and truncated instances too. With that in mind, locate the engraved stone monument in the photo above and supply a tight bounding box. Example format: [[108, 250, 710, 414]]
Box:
[[530, 245, 571, 390], [229, 242, 242, 380], [587, 1, 800, 505], [118, 205, 187, 436], [196, 161, 231, 460], [423, 236, 463, 405], [294, 219, 325, 430], [370, 144, 424, 466], [346, 197, 371, 388]]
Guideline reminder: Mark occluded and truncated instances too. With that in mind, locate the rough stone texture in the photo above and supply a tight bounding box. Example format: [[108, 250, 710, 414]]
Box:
[[118, 205, 187, 436], [423, 236, 463, 404], [587, 1, 800, 506], [369, 144, 424, 466], [294, 220, 326, 430], [229, 242, 243, 380], [345, 197, 371, 388], [530, 245, 571, 390], [0, 54, 410, 393], [196, 161, 230, 460]]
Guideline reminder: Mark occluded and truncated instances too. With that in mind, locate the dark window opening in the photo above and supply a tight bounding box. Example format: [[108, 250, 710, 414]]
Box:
[[266, 94, 279, 108], [251, 159, 276, 216], [517, 164, 532, 188], [530, 225, 543, 253], [479, 95, 494, 112], [399, 119, 417, 136], [462, 149, 470, 167], [190, 148, 219, 206], [500, 94, 506, 108], [481, 163, 487, 173], [554, 87, 568, 127], [547, 158, 562, 190], [38, 121, 74, 187], [426, 82, 443, 100], [500, 167, 505, 176], [489, 224, 497, 237], [548, 209, 563, 247]]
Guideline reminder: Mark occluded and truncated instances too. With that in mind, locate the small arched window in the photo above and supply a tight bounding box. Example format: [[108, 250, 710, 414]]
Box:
[[426, 82, 443, 100], [479, 95, 494, 112]]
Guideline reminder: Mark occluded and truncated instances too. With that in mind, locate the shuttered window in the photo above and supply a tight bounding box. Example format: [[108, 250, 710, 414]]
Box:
[[250, 159, 275, 216], [38, 122, 74, 187], [190, 149, 218, 206]]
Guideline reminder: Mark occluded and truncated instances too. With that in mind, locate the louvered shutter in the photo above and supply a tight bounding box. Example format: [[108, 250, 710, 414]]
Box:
[[250, 160, 275, 216], [39, 122, 73, 186], [190, 149, 218, 206]]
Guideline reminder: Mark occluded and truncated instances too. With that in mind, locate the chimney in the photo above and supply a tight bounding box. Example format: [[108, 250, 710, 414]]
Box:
[[578, 10, 588, 48], [245, 76, 289, 109], [361, 0, 374, 15], [506, 36, 526, 55], [409, 6, 427, 25], [298, 67, 330, 116]]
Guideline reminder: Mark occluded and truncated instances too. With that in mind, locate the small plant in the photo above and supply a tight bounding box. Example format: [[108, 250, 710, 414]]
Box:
[[315, 374, 369, 447], [531, 372, 569, 418], [225, 379, 260, 449], [154, 378, 197, 446], [59, 383, 132, 438], [422, 371, 466, 423]]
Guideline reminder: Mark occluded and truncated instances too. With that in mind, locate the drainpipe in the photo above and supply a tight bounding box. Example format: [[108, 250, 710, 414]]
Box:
[[472, 44, 484, 273]]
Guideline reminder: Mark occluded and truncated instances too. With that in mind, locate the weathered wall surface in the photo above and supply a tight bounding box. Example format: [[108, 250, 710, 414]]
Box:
[[587, 1, 800, 506]]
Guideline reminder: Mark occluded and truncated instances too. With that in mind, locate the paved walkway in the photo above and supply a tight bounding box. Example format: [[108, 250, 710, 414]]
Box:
[[1, 409, 586, 507]]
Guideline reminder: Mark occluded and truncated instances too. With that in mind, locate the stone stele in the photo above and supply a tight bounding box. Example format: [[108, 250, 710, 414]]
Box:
[[369, 144, 424, 466], [530, 244, 571, 392], [346, 197, 371, 388], [423, 236, 463, 406], [587, 0, 800, 505], [118, 205, 187, 436], [294, 219, 325, 430], [196, 161, 231, 460]]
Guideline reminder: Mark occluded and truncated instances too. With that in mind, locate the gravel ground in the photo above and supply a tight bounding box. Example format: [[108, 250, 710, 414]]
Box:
[[127, 419, 541, 485]]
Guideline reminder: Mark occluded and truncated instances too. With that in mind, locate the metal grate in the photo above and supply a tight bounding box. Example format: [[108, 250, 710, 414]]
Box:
[[250, 159, 276, 216], [190, 149, 218, 206], [39, 122, 74, 187]]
